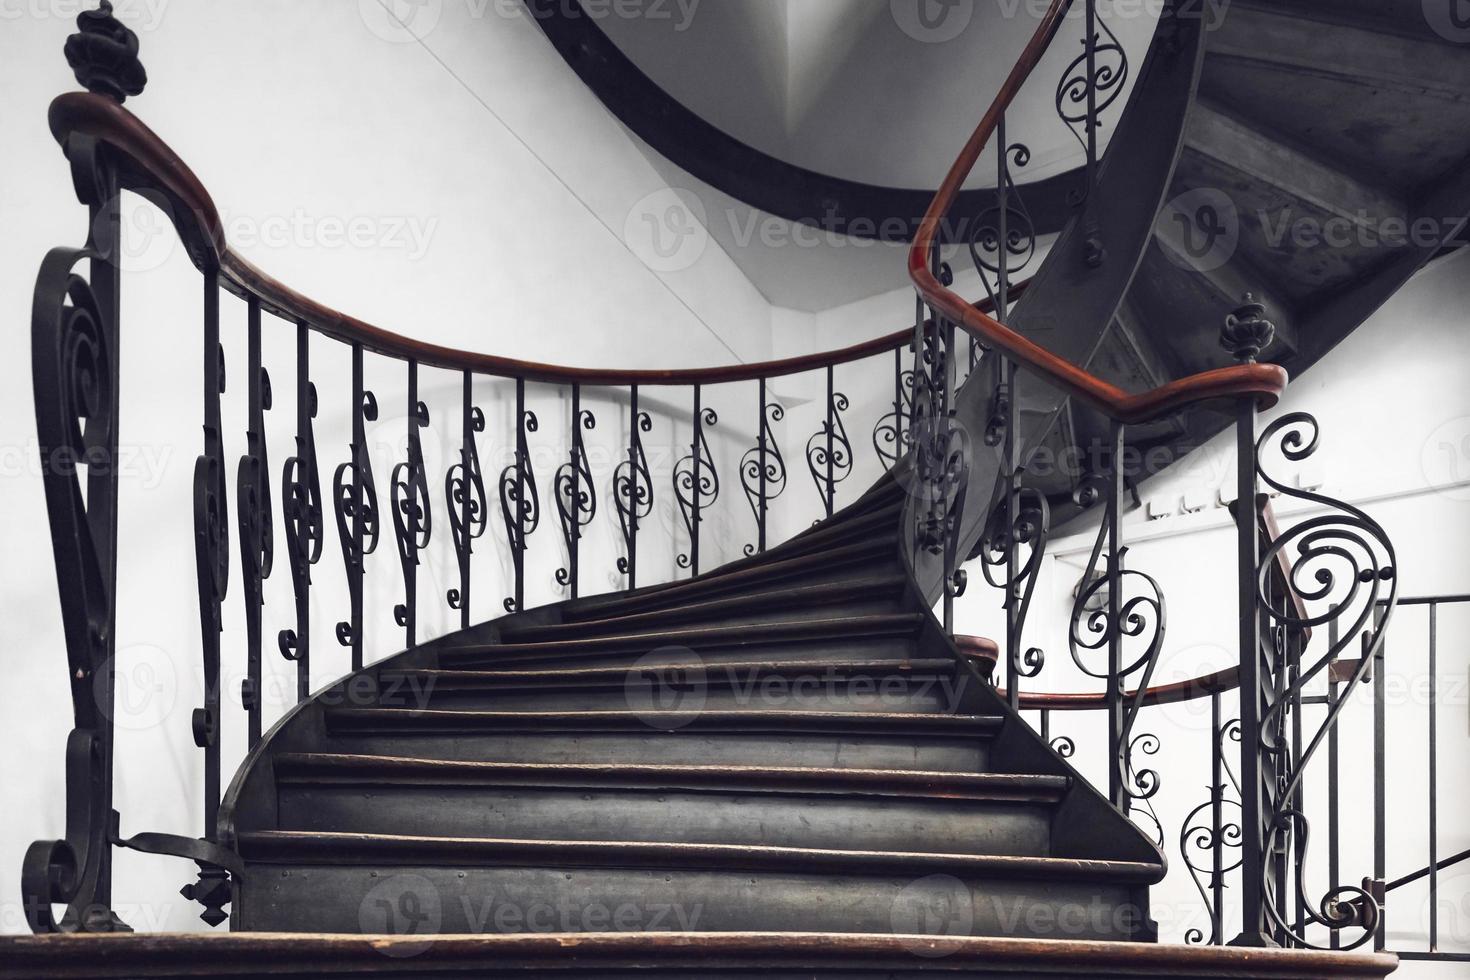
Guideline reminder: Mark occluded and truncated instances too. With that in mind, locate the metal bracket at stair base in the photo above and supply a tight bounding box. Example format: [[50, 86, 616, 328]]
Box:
[[114, 831, 244, 927]]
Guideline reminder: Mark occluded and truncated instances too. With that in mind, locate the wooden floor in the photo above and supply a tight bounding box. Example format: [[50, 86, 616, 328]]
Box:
[[0, 932, 1398, 978]]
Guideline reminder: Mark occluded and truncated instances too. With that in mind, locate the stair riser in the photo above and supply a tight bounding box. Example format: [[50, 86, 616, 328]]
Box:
[[317, 733, 995, 772], [440, 636, 921, 672], [511, 600, 908, 643], [370, 676, 967, 714], [276, 787, 1052, 856], [237, 865, 1149, 942]]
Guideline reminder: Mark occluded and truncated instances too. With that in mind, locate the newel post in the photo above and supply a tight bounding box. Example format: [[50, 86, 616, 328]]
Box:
[[1223, 294, 1278, 947]]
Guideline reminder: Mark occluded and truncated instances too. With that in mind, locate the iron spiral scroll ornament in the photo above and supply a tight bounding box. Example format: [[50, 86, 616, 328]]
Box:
[[333, 389, 382, 650], [873, 357, 917, 473], [741, 400, 786, 556], [1055, 13, 1128, 186], [979, 481, 1051, 681], [1069, 476, 1167, 807], [446, 405, 488, 610], [554, 403, 596, 590], [391, 399, 433, 633], [1181, 718, 1245, 946], [614, 407, 654, 581], [675, 406, 720, 570], [279, 383, 324, 662], [500, 399, 540, 612], [807, 390, 852, 518], [969, 143, 1036, 307], [1253, 413, 1397, 950]]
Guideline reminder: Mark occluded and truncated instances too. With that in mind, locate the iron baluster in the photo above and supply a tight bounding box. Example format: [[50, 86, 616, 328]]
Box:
[[675, 385, 719, 575], [806, 366, 851, 521], [189, 269, 231, 926], [235, 297, 273, 729], [615, 385, 652, 589], [741, 378, 786, 556], [279, 321, 323, 707], [554, 384, 596, 599], [391, 361, 431, 645], [333, 344, 379, 672], [499, 377, 539, 612], [447, 372, 487, 625]]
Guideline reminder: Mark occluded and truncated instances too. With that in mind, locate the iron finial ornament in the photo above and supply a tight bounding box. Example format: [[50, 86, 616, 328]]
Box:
[[65, 1, 146, 103], [1221, 293, 1275, 364]]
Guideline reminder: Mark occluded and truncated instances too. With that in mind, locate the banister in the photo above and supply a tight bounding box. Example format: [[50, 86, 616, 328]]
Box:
[[906, 0, 1287, 425], [50, 91, 1026, 386]]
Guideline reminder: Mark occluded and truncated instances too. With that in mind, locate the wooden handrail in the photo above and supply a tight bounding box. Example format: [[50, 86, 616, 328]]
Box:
[[906, 0, 1287, 424], [50, 91, 1022, 387]]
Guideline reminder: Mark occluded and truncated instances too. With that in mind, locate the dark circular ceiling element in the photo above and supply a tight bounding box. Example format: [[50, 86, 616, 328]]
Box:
[[523, 0, 1084, 243]]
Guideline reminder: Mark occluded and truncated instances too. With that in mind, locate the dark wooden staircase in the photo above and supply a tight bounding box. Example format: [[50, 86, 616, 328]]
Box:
[[220, 476, 1166, 943]]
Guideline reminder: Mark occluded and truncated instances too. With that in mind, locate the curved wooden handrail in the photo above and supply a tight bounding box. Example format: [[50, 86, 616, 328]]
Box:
[[51, 91, 1023, 386], [906, 0, 1287, 424]]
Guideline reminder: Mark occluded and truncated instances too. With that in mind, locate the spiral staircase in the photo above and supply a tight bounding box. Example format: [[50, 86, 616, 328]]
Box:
[[11, 0, 1470, 976]]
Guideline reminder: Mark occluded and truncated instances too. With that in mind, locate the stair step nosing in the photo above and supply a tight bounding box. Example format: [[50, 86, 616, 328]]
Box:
[[272, 754, 1068, 802], [238, 831, 1163, 883], [381, 659, 958, 690], [323, 708, 1004, 736]]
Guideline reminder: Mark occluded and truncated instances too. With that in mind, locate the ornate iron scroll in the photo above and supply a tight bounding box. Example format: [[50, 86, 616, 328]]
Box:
[[447, 373, 488, 622], [279, 322, 323, 709], [554, 385, 596, 597], [675, 387, 719, 574], [391, 365, 431, 644], [741, 379, 786, 555], [615, 386, 654, 588], [333, 346, 380, 669], [500, 377, 539, 611]]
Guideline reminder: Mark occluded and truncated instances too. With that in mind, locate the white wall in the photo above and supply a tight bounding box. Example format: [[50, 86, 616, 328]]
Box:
[[0, 0, 861, 935], [953, 248, 1470, 973]]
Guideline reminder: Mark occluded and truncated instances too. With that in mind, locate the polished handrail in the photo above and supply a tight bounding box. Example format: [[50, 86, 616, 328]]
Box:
[[905, 0, 1287, 424], [51, 91, 1026, 386]]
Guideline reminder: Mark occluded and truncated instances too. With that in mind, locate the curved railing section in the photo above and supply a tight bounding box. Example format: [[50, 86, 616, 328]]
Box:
[[906, 0, 1395, 955]]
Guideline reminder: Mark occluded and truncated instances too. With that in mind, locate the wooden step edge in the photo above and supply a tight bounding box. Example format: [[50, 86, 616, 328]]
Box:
[[271, 754, 1069, 802], [502, 576, 907, 641], [382, 658, 958, 690], [0, 932, 1401, 978], [567, 538, 897, 620], [443, 614, 926, 661], [322, 708, 1005, 737], [237, 831, 1164, 883]]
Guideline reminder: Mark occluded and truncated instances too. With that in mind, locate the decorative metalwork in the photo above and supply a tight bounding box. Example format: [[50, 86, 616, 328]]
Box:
[[555, 385, 596, 597], [500, 378, 539, 612], [279, 324, 323, 711], [446, 374, 487, 622], [333, 348, 380, 669], [969, 142, 1036, 306], [807, 367, 852, 519], [390, 366, 431, 644], [675, 388, 719, 574], [979, 483, 1051, 698], [1182, 713, 1244, 946], [614, 386, 653, 588], [1251, 412, 1398, 950], [741, 380, 786, 555], [1068, 455, 1167, 809], [63, 0, 146, 102], [235, 298, 273, 737], [1221, 293, 1276, 364], [873, 347, 917, 473], [1055, 4, 1128, 159]]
